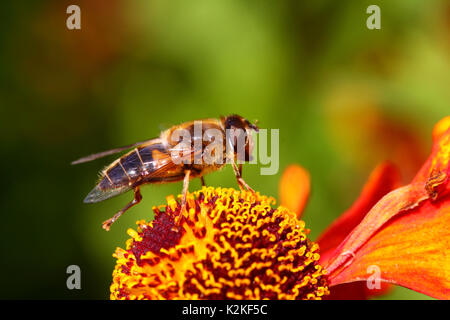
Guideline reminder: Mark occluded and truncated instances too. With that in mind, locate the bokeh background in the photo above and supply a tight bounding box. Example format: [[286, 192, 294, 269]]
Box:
[[1, 0, 449, 299]]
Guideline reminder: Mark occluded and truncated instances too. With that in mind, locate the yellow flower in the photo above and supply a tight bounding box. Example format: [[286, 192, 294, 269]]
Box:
[[110, 187, 329, 300]]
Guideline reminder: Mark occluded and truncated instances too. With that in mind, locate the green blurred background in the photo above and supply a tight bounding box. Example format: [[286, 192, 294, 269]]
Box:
[[0, 0, 448, 299]]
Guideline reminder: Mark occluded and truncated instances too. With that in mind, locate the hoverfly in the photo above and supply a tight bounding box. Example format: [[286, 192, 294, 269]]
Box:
[[72, 115, 259, 231]]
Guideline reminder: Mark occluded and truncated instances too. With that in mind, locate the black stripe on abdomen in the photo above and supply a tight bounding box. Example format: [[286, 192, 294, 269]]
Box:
[[120, 151, 142, 179], [137, 143, 167, 171], [99, 143, 169, 189], [104, 162, 130, 187]]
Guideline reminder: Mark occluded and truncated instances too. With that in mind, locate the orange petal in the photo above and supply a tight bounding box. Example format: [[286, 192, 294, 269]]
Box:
[[325, 117, 450, 299], [327, 195, 450, 299], [279, 165, 310, 218], [325, 183, 428, 277], [318, 162, 400, 264]]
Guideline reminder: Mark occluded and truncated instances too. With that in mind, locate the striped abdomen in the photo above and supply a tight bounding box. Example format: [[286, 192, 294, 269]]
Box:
[[84, 142, 172, 203], [101, 143, 168, 188]]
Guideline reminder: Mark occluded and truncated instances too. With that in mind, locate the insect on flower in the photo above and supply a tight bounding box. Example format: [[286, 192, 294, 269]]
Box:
[[72, 115, 259, 231]]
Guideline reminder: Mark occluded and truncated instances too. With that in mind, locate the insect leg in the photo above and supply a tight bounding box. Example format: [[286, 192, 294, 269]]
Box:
[[232, 161, 255, 193], [200, 176, 206, 187], [102, 187, 142, 231], [175, 170, 191, 226], [181, 170, 191, 212]]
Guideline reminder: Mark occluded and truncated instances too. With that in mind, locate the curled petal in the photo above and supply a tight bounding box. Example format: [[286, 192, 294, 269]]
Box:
[[325, 184, 428, 277], [327, 195, 450, 299], [318, 162, 400, 264], [325, 117, 450, 299], [279, 165, 310, 218]]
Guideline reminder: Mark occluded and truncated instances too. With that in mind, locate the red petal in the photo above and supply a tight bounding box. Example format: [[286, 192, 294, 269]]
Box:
[[318, 162, 400, 264], [279, 165, 310, 218], [324, 282, 368, 300], [324, 281, 391, 300]]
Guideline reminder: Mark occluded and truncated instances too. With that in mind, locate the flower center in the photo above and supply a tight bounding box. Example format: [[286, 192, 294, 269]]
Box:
[[111, 187, 329, 300]]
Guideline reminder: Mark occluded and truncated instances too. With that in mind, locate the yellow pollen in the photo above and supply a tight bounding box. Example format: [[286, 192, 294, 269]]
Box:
[[110, 187, 329, 300]]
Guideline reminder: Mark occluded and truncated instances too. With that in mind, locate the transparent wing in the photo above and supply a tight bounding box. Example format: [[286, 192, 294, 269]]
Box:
[[71, 138, 155, 165], [82, 141, 196, 204], [84, 184, 131, 203]]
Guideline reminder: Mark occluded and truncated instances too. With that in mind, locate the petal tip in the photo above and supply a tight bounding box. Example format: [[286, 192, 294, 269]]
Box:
[[432, 116, 450, 142], [279, 164, 311, 217]]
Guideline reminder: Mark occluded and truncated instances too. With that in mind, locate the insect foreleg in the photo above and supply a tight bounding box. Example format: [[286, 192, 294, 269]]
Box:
[[102, 187, 142, 231], [231, 161, 255, 193], [181, 169, 191, 212], [200, 176, 206, 187], [174, 170, 191, 227]]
